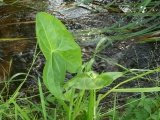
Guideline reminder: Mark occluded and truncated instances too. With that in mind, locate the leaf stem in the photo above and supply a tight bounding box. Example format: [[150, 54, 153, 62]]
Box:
[[100, 67, 160, 101]]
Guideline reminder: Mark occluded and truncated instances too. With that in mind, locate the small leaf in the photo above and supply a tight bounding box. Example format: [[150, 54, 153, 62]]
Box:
[[65, 72, 123, 90]]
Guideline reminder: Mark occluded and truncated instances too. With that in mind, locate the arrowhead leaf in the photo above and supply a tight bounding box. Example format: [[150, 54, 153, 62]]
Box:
[[36, 12, 82, 99], [36, 12, 82, 73], [64, 72, 123, 90]]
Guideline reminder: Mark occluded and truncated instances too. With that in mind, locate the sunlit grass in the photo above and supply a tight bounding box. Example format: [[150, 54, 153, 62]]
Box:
[[72, 0, 160, 43]]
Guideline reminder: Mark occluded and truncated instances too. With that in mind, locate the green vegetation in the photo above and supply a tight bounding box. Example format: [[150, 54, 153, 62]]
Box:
[[73, 0, 160, 43], [119, 93, 160, 120], [0, 0, 160, 120], [35, 12, 160, 119], [36, 12, 124, 119]]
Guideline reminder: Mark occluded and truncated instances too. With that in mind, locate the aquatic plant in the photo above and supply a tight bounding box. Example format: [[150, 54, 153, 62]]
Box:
[[36, 12, 123, 119], [0, 0, 160, 119], [36, 12, 160, 119]]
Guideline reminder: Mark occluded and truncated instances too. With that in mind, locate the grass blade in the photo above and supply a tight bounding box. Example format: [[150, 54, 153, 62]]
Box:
[[112, 87, 160, 92], [12, 101, 30, 120], [38, 78, 47, 120]]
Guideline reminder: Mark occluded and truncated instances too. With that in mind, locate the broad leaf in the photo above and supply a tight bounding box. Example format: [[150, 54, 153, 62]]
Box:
[[36, 12, 82, 99], [36, 12, 82, 73], [43, 53, 66, 99], [64, 71, 123, 90]]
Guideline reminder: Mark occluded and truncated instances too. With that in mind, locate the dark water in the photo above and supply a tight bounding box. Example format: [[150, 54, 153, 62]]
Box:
[[0, 3, 37, 79]]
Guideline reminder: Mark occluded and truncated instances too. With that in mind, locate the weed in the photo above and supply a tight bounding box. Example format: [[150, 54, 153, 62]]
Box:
[[35, 12, 160, 119], [118, 93, 160, 120]]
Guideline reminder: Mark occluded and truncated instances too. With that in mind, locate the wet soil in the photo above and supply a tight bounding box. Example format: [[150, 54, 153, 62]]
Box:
[[0, 0, 160, 115]]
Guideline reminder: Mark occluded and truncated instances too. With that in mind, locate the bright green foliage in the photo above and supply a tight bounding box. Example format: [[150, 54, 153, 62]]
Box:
[[119, 93, 160, 120], [36, 12, 82, 72], [35, 12, 160, 119], [36, 12, 82, 99], [65, 71, 123, 90], [36, 12, 123, 100], [36, 12, 124, 119]]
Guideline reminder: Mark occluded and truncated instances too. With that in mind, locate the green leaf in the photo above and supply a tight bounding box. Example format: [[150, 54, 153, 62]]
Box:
[[65, 72, 123, 90], [36, 12, 82, 99], [43, 54, 66, 99], [36, 12, 82, 73]]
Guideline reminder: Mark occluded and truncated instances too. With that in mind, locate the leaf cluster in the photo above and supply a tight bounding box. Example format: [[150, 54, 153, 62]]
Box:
[[118, 93, 160, 120], [35, 10, 160, 119]]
